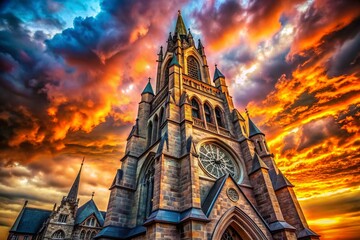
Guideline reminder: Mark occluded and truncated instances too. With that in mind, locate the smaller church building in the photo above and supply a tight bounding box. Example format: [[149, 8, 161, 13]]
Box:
[[8, 160, 106, 240]]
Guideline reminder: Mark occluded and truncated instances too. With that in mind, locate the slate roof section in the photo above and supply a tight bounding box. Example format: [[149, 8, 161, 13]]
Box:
[[10, 208, 51, 234], [274, 171, 294, 191], [298, 227, 320, 238], [95, 225, 146, 239], [141, 81, 154, 95], [248, 118, 264, 137], [202, 174, 228, 217], [76, 199, 105, 226], [213, 66, 225, 81], [249, 153, 269, 175]]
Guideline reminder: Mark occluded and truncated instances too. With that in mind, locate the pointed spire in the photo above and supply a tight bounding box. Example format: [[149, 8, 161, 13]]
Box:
[[168, 32, 172, 42], [213, 64, 225, 81], [175, 10, 187, 36], [197, 39, 205, 55], [141, 78, 154, 95], [157, 46, 163, 61], [67, 157, 84, 201], [247, 111, 264, 137], [188, 28, 194, 46]]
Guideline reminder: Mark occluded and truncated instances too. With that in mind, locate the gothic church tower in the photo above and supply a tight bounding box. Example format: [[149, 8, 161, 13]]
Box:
[[97, 11, 319, 240]]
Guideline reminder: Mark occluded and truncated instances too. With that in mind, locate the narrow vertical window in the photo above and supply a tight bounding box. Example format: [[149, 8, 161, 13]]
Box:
[[153, 115, 159, 143], [147, 122, 153, 146], [158, 108, 164, 139], [257, 141, 263, 152], [164, 61, 170, 87], [80, 231, 85, 240], [204, 104, 212, 123], [215, 107, 224, 128], [191, 99, 201, 119]]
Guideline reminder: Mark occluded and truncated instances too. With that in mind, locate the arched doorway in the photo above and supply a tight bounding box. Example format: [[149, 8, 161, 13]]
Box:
[[212, 207, 269, 240], [221, 225, 243, 240]]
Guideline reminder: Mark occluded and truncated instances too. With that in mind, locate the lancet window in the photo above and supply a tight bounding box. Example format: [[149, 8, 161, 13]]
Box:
[[187, 56, 201, 80]]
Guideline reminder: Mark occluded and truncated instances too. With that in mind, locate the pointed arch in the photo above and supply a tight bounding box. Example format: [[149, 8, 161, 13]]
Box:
[[187, 56, 201, 80], [212, 207, 268, 240], [51, 230, 65, 239], [204, 102, 214, 123], [85, 230, 91, 240], [90, 231, 96, 239], [158, 107, 165, 138], [153, 114, 159, 143], [80, 230, 85, 240], [147, 121, 153, 147], [137, 156, 155, 223], [191, 97, 202, 119], [215, 106, 225, 128]]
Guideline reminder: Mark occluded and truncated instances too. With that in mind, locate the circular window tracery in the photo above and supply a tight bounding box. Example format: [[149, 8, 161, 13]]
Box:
[[198, 142, 242, 182]]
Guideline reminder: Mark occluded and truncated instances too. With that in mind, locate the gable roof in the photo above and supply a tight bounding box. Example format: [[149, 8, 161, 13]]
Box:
[[10, 207, 51, 234], [75, 199, 105, 226]]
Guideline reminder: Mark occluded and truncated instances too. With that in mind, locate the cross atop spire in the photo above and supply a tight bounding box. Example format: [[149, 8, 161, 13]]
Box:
[[175, 10, 187, 37], [67, 157, 84, 201]]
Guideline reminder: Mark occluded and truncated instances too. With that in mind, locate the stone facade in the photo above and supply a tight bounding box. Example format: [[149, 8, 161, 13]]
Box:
[[97, 11, 319, 240]]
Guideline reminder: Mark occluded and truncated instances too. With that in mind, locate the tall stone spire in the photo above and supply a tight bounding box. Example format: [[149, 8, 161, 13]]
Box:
[[67, 157, 84, 201], [174, 10, 187, 37]]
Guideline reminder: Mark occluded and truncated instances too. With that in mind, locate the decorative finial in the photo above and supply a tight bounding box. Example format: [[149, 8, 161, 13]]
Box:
[[91, 192, 95, 199], [178, 10, 181, 15], [148, 77, 151, 82], [245, 108, 249, 117], [215, 64, 217, 68], [81, 157, 85, 166]]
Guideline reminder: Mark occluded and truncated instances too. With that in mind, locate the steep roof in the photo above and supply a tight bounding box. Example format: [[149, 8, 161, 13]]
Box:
[[248, 118, 264, 137], [213, 65, 225, 81], [68, 158, 84, 201], [141, 81, 154, 95], [10, 207, 51, 234], [174, 10, 187, 36], [249, 153, 269, 175], [75, 199, 105, 226]]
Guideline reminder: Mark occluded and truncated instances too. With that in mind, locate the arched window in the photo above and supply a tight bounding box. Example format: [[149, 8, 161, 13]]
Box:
[[80, 230, 85, 240], [90, 231, 96, 239], [221, 226, 241, 240], [158, 108, 164, 139], [164, 61, 170, 88], [138, 160, 155, 222], [191, 99, 201, 119], [187, 56, 201, 80], [147, 121, 153, 147], [51, 230, 65, 239], [215, 107, 224, 128], [204, 103, 212, 123], [85, 231, 91, 240], [153, 115, 159, 143]]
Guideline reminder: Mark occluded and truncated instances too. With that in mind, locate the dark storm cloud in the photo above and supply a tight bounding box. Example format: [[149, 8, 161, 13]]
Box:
[[0, 0, 65, 29]]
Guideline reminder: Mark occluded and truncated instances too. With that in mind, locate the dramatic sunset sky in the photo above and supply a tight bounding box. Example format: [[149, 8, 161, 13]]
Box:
[[0, 0, 359, 239]]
